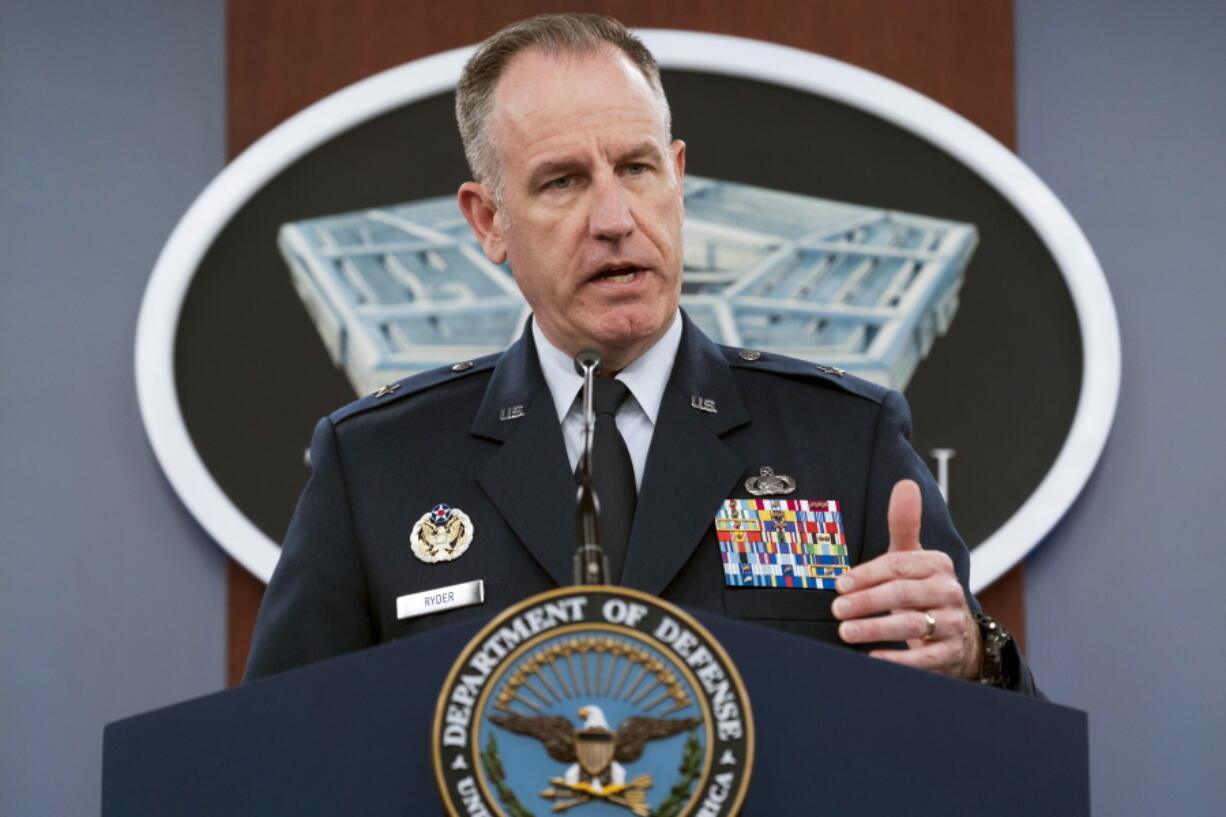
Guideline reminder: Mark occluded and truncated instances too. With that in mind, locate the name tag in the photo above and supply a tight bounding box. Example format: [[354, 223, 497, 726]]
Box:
[[396, 579, 485, 620]]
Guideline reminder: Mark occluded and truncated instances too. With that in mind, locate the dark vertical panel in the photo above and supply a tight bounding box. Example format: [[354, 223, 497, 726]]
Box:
[[225, 0, 1022, 685], [227, 562, 264, 684], [227, 0, 1015, 156], [979, 565, 1025, 651]]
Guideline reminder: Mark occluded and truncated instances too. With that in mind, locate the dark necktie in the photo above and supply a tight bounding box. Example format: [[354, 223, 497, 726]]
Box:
[[586, 378, 636, 583]]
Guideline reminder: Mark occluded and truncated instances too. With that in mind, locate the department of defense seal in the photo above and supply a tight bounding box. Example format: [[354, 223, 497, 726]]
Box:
[[411, 503, 474, 563], [433, 586, 754, 817]]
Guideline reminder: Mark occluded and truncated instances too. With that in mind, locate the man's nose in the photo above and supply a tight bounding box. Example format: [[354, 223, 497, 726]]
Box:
[[588, 177, 635, 240]]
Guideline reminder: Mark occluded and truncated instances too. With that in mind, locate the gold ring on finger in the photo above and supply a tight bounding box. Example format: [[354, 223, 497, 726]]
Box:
[[921, 610, 937, 640]]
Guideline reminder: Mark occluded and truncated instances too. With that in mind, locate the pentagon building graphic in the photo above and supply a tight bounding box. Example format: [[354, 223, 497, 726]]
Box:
[[278, 176, 977, 396]]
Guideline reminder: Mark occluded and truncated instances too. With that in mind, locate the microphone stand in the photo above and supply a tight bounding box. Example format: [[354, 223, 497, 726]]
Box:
[[572, 348, 610, 585]]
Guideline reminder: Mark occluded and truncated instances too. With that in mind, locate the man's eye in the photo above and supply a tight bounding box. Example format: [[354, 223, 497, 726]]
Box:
[[546, 176, 572, 190], [623, 163, 648, 176]]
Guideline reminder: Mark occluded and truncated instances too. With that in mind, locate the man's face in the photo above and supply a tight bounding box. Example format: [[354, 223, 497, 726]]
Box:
[[458, 47, 686, 370]]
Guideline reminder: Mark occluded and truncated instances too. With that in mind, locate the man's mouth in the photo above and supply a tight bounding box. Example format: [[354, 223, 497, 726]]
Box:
[[594, 264, 645, 284]]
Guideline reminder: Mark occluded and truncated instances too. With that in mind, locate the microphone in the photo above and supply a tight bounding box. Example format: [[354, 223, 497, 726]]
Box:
[[572, 348, 610, 585], [573, 348, 602, 374]]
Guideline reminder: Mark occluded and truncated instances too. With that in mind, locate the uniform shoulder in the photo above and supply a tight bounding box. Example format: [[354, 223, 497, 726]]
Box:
[[718, 344, 891, 405], [328, 353, 501, 425]]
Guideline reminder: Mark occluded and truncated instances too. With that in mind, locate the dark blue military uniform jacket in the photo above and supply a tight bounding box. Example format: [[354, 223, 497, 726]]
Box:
[[246, 314, 1035, 694]]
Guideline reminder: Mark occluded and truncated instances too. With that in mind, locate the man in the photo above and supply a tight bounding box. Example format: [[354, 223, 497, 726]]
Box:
[[246, 13, 1034, 695]]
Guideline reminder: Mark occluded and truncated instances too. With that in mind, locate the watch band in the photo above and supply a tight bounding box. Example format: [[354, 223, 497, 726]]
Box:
[[973, 612, 1016, 689]]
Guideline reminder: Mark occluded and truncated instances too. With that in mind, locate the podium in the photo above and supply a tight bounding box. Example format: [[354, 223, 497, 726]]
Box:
[[103, 610, 1088, 815]]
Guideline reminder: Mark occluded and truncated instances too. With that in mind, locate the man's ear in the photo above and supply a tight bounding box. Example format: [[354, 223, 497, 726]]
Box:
[[671, 139, 687, 187], [457, 182, 507, 264]]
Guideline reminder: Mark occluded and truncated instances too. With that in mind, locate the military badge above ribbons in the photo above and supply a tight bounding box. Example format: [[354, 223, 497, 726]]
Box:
[[411, 503, 474, 563], [433, 586, 753, 817], [716, 499, 850, 589]]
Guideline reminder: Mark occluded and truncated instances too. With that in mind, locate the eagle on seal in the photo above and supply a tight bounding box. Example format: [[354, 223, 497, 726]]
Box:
[[489, 705, 699, 793]]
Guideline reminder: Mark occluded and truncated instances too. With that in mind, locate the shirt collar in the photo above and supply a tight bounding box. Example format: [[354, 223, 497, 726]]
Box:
[[532, 310, 682, 425]]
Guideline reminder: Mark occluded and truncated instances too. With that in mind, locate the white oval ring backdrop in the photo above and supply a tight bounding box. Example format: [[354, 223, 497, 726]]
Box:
[[135, 30, 1121, 590]]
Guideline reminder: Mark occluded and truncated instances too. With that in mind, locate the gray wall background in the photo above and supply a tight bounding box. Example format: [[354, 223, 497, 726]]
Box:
[[0, 2, 227, 816], [1018, 1, 1226, 814], [1, 1, 1222, 815]]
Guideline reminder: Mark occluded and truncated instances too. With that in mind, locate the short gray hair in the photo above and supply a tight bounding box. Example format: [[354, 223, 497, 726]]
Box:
[[455, 13, 671, 193]]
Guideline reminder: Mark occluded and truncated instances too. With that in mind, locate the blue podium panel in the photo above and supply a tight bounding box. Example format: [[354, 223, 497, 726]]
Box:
[[103, 611, 1087, 816]]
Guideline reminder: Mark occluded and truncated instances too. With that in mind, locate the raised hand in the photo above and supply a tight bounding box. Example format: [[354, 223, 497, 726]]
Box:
[[832, 480, 981, 679]]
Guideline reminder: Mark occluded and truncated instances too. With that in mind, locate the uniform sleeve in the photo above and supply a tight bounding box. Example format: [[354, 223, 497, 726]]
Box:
[[862, 390, 1041, 698], [244, 417, 375, 681]]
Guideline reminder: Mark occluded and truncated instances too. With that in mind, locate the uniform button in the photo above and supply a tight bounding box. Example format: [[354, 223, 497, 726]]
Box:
[[738, 349, 761, 361], [451, 361, 474, 372]]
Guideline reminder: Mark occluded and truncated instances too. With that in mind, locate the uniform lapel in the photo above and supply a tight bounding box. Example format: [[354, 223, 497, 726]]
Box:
[[620, 316, 750, 595], [472, 331, 576, 587]]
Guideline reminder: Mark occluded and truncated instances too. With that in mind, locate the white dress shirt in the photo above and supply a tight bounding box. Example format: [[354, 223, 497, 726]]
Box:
[[532, 312, 683, 492]]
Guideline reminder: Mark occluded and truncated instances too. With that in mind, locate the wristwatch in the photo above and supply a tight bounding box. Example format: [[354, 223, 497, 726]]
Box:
[[973, 613, 1016, 688]]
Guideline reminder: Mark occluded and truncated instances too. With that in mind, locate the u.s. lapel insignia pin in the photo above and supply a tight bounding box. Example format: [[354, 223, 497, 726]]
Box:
[[744, 466, 796, 496], [410, 503, 474, 563]]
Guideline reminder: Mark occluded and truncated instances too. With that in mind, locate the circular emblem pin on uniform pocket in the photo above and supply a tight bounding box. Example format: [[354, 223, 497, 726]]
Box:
[[410, 504, 474, 563]]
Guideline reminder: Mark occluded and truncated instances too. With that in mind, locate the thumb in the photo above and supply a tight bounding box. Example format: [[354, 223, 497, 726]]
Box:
[[887, 479, 923, 552]]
